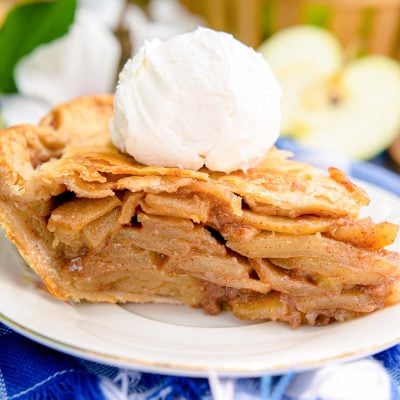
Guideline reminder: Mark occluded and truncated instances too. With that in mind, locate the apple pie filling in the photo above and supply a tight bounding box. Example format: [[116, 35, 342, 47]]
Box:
[[44, 185, 399, 328]]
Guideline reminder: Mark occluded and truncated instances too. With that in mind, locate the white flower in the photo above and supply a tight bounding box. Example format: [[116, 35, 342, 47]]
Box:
[[124, 0, 204, 53], [78, 0, 126, 30], [15, 9, 121, 106]]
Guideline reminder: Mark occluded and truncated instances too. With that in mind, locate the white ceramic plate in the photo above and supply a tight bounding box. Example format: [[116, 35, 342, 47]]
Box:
[[0, 181, 399, 377]]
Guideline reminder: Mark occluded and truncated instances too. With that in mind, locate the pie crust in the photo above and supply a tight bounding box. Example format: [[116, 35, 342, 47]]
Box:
[[1, 95, 399, 327]]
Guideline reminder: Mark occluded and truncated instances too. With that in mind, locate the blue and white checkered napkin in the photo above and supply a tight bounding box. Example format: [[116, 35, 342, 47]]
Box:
[[1, 141, 400, 400]]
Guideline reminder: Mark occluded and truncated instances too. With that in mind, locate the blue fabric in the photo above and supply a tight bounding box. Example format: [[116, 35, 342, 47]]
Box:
[[0, 324, 104, 400], [375, 347, 400, 400], [1, 140, 400, 399]]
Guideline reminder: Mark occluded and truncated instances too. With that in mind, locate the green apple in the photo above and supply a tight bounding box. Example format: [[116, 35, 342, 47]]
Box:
[[259, 25, 400, 159]]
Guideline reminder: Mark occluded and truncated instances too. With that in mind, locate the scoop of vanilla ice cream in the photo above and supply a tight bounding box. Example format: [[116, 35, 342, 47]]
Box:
[[110, 27, 281, 173]]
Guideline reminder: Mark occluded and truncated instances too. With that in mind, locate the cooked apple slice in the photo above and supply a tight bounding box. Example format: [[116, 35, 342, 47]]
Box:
[[259, 26, 400, 159]]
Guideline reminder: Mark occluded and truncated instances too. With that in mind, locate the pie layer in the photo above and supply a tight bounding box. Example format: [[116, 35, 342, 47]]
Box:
[[0, 95, 399, 327]]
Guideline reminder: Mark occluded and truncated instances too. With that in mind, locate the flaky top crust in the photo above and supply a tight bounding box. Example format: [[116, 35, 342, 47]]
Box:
[[1, 95, 369, 216]]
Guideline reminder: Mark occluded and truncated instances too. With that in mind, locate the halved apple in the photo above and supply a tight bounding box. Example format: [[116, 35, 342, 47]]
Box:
[[259, 25, 400, 159]]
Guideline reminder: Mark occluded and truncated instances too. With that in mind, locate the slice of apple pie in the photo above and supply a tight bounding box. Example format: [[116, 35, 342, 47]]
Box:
[[1, 95, 399, 328]]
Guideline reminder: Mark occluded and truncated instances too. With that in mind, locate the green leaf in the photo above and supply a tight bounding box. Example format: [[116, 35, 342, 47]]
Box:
[[0, 0, 77, 94]]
